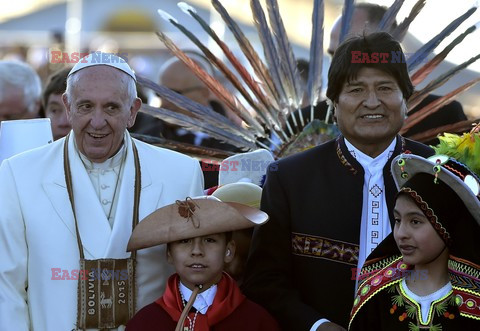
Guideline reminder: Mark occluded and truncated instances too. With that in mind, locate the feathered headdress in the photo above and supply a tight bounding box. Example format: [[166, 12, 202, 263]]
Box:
[[433, 123, 480, 175], [136, 0, 480, 160]]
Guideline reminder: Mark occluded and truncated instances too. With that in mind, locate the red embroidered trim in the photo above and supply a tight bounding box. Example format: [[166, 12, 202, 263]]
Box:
[[400, 187, 451, 245]]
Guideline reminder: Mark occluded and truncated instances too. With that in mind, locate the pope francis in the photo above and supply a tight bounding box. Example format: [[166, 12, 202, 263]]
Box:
[[0, 53, 204, 330]]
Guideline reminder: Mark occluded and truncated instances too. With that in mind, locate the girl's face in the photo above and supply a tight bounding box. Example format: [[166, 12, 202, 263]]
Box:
[[393, 194, 447, 268]]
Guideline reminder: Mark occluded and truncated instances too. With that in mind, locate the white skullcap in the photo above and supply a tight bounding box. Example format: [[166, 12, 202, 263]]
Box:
[[68, 52, 136, 82]]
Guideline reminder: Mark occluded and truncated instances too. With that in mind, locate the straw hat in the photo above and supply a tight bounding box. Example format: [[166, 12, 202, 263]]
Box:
[[212, 182, 262, 208], [127, 197, 268, 251]]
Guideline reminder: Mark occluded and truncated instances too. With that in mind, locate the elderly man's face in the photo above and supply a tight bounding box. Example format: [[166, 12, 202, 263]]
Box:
[[335, 67, 406, 157], [0, 86, 36, 121], [64, 66, 140, 163]]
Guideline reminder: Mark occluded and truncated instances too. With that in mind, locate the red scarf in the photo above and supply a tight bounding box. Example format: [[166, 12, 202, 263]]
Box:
[[156, 272, 246, 330]]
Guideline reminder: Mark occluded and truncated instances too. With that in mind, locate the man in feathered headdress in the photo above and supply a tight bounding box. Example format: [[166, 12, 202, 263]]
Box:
[[291, 3, 468, 146], [243, 32, 434, 331]]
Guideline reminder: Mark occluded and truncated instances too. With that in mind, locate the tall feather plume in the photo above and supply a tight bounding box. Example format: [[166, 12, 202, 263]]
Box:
[[131, 132, 235, 160], [249, 0, 297, 136], [140, 104, 257, 150], [402, 77, 480, 134], [266, 0, 305, 126], [210, 0, 280, 111], [407, 6, 477, 71], [408, 53, 480, 110], [391, 0, 426, 41], [159, 7, 275, 136], [377, 0, 405, 32], [411, 23, 479, 86], [307, 0, 324, 122], [407, 118, 480, 144], [339, 0, 354, 44], [177, 2, 287, 140], [155, 29, 266, 136], [137, 75, 258, 143]]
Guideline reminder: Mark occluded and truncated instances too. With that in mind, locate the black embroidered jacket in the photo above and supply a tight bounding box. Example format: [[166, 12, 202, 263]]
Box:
[[242, 135, 434, 330]]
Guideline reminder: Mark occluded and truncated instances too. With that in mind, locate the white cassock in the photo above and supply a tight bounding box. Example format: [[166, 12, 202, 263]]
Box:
[[0, 131, 204, 331]]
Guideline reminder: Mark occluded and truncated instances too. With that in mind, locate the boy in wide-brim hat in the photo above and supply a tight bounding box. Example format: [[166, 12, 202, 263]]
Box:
[[125, 197, 279, 331]]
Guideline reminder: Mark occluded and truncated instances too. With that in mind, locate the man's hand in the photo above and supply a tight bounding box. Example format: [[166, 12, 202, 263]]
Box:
[[316, 322, 347, 331]]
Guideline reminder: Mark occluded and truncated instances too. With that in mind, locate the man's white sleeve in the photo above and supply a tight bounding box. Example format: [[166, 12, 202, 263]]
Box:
[[0, 160, 30, 330]]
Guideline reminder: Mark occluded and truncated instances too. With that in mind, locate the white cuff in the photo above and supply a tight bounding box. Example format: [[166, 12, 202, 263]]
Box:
[[310, 318, 330, 331]]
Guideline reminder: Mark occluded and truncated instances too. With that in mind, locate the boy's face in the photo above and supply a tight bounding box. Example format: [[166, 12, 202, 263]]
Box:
[[393, 194, 447, 268], [167, 233, 235, 290]]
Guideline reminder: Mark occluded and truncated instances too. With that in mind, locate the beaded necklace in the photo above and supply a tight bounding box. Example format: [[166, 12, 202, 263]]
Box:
[[178, 283, 216, 331]]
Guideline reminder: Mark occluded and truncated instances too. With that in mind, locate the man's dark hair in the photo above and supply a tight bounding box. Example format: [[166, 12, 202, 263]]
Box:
[[296, 58, 309, 85], [326, 32, 413, 103], [42, 67, 71, 109], [356, 3, 397, 30]]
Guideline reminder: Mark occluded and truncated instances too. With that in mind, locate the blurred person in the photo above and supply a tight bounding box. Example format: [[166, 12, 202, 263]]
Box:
[[0, 60, 41, 121], [42, 67, 72, 140], [158, 52, 233, 147], [158, 52, 241, 188]]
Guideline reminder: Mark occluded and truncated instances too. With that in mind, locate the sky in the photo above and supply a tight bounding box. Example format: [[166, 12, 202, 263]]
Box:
[[1, 0, 479, 72], [372, 0, 480, 72]]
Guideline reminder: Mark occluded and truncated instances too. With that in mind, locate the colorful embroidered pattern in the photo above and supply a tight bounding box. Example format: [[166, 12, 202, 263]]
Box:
[[358, 255, 403, 288], [335, 138, 358, 175], [449, 257, 480, 320], [350, 256, 480, 329], [351, 273, 458, 330], [351, 257, 404, 323], [291, 232, 359, 265], [398, 281, 455, 327]]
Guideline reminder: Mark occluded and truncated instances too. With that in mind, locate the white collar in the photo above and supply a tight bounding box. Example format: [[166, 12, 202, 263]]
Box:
[[344, 137, 396, 171], [179, 282, 218, 315], [73, 131, 128, 170]]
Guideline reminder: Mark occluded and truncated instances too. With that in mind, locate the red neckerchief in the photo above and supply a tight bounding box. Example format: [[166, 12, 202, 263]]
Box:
[[156, 272, 245, 330]]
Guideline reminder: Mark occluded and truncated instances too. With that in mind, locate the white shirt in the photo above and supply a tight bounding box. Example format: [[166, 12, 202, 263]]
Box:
[[75, 135, 127, 228], [345, 138, 396, 289], [179, 282, 218, 314], [401, 278, 452, 324]]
